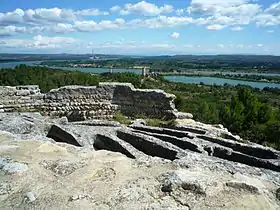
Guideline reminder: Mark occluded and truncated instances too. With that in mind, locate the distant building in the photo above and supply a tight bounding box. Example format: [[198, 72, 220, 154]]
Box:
[[109, 66, 113, 73], [142, 67, 149, 76]]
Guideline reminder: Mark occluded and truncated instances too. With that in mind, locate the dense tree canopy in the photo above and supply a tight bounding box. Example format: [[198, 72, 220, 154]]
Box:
[[0, 65, 100, 92]]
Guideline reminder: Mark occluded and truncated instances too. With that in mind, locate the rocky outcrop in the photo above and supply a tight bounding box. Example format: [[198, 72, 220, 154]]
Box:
[[0, 83, 189, 121], [1, 81, 280, 209], [1, 112, 279, 174], [1, 129, 280, 209]]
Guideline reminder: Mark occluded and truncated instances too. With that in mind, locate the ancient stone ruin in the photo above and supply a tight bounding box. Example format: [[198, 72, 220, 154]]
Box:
[[1, 83, 280, 209], [0, 83, 279, 173], [0, 83, 188, 121]]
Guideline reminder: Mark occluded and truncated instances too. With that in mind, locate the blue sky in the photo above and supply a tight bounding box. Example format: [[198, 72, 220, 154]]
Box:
[[0, 0, 280, 55]]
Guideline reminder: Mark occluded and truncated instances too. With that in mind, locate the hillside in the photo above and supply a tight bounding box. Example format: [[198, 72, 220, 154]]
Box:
[[0, 111, 280, 209]]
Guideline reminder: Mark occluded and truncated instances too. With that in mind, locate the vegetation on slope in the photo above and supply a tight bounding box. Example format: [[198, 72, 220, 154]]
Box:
[[41, 55, 280, 73], [0, 65, 279, 149], [0, 65, 100, 92]]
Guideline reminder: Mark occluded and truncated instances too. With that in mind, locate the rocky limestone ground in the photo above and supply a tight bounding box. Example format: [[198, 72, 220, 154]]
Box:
[[0, 112, 280, 210]]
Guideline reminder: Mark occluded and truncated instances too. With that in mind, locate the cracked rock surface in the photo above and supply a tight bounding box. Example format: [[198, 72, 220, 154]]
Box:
[[0, 112, 280, 209]]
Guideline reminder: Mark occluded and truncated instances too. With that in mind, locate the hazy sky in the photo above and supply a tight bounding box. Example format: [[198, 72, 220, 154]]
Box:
[[0, 0, 280, 55]]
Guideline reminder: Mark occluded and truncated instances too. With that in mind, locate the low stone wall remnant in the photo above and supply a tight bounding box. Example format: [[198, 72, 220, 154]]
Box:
[[0, 83, 188, 121]]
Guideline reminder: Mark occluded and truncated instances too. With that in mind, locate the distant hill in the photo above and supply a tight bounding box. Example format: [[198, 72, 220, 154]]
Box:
[[0, 53, 133, 62]]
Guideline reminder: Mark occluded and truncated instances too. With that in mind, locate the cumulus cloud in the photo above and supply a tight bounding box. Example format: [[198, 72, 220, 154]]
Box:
[[264, 2, 280, 16], [231, 26, 244, 31], [0, 25, 26, 36], [0, 9, 25, 26], [217, 44, 225, 48], [46, 23, 73, 33], [206, 24, 226, 30], [0, 7, 109, 27], [187, 0, 252, 15], [0, 8, 76, 26], [73, 18, 126, 32], [170, 32, 180, 39], [110, 5, 122, 13], [187, 0, 261, 27], [119, 1, 174, 16], [176, 9, 185, 16], [254, 2, 280, 26], [135, 16, 194, 28], [1, 35, 77, 50], [75, 9, 109, 16], [0, 1, 280, 39], [23, 8, 76, 24]]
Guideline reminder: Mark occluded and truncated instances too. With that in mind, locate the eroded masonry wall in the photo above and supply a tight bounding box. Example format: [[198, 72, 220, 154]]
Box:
[[0, 83, 178, 121]]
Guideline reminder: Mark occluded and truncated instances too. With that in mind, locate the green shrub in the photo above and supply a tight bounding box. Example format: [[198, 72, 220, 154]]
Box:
[[113, 112, 131, 125]]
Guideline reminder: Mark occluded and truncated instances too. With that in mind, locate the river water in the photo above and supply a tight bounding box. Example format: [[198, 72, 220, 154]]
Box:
[[0, 61, 142, 74], [164, 76, 280, 89], [192, 70, 280, 77], [1, 61, 279, 89]]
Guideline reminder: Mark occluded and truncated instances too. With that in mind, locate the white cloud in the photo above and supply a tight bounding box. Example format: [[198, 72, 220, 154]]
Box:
[[110, 5, 122, 13], [73, 18, 126, 32], [46, 23, 74, 33], [176, 9, 185, 16], [0, 1, 280, 40], [0, 9, 24, 26], [1, 37, 279, 55], [132, 16, 194, 28], [254, 14, 280, 26], [119, 1, 174, 16], [0, 15, 193, 35], [188, 0, 252, 15], [34, 35, 76, 43], [231, 26, 244, 31], [0, 8, 77, 27], [170, 32, 180, 39], [187, 0, 261, 28], [0, 7, 110, 27], [254, 2, 280, 26], [23, 8, 76, 24], [267, 30, 274, 33], [0, 25, 26, 36], [206, 24, 226, 30], [264, 2, 280, 16], [75, 9, 109, 16], [1, 35, 77, 50]]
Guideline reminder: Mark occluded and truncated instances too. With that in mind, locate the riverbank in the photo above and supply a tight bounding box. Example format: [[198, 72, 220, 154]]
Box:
[[164, 75, 280, 89], [160, 73, 280, 84]]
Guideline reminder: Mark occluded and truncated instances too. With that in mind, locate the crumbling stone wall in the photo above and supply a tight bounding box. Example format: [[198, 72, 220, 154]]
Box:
[[0, 83, 179, 121]]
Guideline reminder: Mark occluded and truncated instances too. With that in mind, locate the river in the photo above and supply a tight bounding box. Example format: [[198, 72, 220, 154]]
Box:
[[164, 76, 280, 89], [0, 61, 142, 74], [0, 61, 279, 89], [193, 70, 280, 77]]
